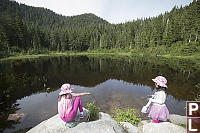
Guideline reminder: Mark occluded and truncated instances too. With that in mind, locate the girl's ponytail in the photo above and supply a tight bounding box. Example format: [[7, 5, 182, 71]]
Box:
[[58, 93, 72, 102]]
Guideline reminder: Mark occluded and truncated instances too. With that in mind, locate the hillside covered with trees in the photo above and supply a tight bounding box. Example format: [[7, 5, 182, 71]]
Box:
[[0, 0, 200, 58]]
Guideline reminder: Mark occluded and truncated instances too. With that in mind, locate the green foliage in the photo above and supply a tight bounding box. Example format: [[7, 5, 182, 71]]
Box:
[[195, 95, 200, 101], [86, 103, 100, 121], [176, 124, 186, 129], [180, 43, 199, 56], [112, 108, 141, 126]]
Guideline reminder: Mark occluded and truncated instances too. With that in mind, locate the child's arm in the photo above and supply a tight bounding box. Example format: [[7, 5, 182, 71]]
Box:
[[147, 94, 155, 99], [145, 100, 152, 107], [73, 92, 90, 97], [146, 94, 155, 101]]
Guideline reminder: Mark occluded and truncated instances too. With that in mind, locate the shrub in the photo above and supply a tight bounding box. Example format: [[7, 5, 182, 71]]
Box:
[[180, 45, 198, 55], [112, 108, 141, 126], [87, 103, 100, 121]]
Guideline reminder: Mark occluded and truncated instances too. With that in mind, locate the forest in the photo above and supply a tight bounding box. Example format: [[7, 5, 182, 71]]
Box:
[[0, 0, 200, 58]]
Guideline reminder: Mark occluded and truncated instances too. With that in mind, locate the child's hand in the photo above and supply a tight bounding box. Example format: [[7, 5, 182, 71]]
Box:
[[147, 94, 152, 97], [147, 98, 150, 101]]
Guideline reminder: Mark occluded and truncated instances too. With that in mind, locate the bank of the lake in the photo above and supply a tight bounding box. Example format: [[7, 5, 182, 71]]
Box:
[[0, 52, 114, 61], [1, 50, 200, 62]]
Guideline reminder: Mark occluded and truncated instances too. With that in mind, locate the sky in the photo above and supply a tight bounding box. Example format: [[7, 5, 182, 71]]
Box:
[[15, 0, 194, 24]]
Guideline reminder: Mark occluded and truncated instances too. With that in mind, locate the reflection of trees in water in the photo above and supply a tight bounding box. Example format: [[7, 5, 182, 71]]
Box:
[[0, 56, 199, 131], [0, 102, 21, 132], [1, 56, 199, 100], [0, 60, 48, 131], [1, 56, 200, 97]]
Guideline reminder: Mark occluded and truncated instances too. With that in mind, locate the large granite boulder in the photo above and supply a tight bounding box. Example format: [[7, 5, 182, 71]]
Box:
[[27, 109, 125, 133], [27, 110, 187, 133], [69, 112, 125, 133]]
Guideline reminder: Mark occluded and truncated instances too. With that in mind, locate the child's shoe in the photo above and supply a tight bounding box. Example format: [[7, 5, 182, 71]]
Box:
[[80, 112, 84, 119], [65, 121, 76, 128], [153, 119, 159, 123]]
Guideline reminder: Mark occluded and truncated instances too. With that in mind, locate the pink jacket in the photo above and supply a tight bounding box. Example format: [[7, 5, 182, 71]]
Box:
[[58, 94, 74, 118]]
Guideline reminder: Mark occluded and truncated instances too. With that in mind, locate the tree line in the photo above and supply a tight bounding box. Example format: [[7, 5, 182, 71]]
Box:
[[0, 0, 200, 57]]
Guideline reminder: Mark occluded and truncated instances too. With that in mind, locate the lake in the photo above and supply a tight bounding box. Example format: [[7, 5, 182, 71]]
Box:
[[0, 55, 200, 133]]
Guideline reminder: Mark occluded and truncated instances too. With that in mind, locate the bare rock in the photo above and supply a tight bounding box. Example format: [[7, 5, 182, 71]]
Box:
[[169, 114, 186, 125], [7, 113, 25, 121], [27, 109, 125, 133], [142, 122, 186, 133], [120, 122, 138, 133]]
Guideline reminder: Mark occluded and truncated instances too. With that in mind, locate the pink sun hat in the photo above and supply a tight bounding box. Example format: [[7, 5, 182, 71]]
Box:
[[152, 76, 167, 88], [59, 83, 74, 95]]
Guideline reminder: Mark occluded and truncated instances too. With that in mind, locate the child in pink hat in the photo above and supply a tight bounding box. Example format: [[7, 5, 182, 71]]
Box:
[[142, 76, 169, 123], [58, 84, 90, 127]]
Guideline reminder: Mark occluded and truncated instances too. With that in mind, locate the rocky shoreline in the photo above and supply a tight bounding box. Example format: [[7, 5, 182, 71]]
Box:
[[27, 108, 186, 133]]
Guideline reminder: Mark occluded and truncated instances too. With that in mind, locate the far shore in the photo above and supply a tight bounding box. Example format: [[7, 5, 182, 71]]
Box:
[[0, 51, 200, 61]]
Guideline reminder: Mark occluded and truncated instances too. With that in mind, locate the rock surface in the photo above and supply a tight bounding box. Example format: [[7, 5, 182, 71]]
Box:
[[7, 113, 25, 121], [27, 110, 187, 133], [142, 122, 186, 133], [120, 122, 138, 133], [27, 108, 89, 133], [140, 120, 152, 126], [169, 114, 187, 125], [27, 109, 124, 133], [68, 112, 124, 133]]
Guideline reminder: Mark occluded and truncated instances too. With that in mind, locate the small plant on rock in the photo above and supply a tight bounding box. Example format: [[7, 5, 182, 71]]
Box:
[[112, 108, 141, 126], [87, 103, 100, 121]]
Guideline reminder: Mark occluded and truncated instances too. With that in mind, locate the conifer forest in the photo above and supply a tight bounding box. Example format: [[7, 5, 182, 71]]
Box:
[[0, 0, 200, 58]]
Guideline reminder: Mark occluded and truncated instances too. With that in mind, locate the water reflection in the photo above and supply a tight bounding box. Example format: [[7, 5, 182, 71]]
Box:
[[0, 55, 200, 132]]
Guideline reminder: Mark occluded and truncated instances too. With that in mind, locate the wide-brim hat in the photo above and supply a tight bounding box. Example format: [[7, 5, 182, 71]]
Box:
[[152, 76, 167, 88], [59, 83, 73, 95]]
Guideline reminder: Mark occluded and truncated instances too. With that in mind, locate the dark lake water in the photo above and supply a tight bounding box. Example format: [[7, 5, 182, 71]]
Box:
[[0, 55, 200, 133]]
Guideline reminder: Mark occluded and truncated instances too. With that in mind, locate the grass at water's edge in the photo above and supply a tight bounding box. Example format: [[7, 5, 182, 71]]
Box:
[[177, 124, 186, 129], [0, 51, 200, 61], [0, 52, 116, 61]]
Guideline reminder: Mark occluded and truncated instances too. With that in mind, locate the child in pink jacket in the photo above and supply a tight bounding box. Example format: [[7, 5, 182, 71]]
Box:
[[58, 84, 90, 127]]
